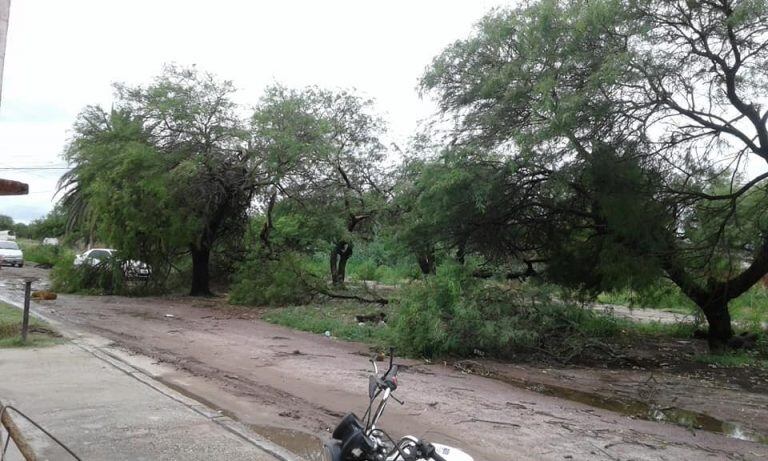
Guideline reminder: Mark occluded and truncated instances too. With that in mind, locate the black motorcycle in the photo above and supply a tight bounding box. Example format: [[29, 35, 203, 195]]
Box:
[[323, 348, 474, 461]]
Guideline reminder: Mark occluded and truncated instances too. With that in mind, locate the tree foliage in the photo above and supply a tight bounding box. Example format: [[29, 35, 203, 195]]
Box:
[[250, 85, 391, 284], [61, 65, 261, 294], [421, 0, 768, 349]]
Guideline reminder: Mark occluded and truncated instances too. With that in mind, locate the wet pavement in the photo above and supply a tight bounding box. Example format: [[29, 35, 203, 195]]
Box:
[[0, 343, 288, 461]]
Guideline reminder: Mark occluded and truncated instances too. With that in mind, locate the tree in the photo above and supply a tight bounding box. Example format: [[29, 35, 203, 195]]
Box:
[[394, 148, 543, 275], [61, 65, 261, 295], [251, 85, 390, 285], [422, 0, 768, 350], [0, 214, 12, 230], [27, 206, 67, 240]]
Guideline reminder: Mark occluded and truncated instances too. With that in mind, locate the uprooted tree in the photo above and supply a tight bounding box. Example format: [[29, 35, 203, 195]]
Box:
[[421, 0, 768, 350]]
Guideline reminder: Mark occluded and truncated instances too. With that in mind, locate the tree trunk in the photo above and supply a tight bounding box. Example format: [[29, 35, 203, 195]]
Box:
[[417, 252, 436, 275], [337, 247, 352, 284], [663, 260, 739, 352], [699, 299, 734, 353], [456, 242, 466, 265], [190, 244, 212, 296], [330, 241, 353, 285], [259, 191, 277, 251]]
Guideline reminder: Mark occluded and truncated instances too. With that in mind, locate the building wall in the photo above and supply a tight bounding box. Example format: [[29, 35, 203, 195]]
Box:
[[0, 0, 10, 106]]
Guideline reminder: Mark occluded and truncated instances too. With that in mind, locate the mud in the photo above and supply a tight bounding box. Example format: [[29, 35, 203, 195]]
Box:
[[1, 265, 767, 460], [492, 372, 768, 444]]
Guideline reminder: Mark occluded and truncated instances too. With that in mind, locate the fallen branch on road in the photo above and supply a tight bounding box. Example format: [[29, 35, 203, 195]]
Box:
[[292, 267, 390, 305]]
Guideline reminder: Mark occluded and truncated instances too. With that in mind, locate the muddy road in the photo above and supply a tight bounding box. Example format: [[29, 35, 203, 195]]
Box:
[[1, 266, 767, 460]]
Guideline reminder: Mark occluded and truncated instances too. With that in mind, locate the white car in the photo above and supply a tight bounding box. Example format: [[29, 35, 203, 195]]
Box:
[[74, 248, 151, 279], [0, 240, 23, 267]]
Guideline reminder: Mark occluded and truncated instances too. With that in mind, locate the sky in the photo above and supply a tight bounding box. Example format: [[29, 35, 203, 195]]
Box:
[[0, 0, 513, 223]]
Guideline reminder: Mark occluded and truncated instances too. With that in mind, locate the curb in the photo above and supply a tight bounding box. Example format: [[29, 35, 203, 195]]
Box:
[[0, 293, 303, 461]]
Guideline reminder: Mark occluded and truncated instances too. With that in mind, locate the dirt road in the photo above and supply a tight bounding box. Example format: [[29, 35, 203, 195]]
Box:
[[1, 266, 767, 460]]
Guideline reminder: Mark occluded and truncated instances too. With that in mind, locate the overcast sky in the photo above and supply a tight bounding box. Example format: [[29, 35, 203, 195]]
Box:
[[0, 0, 513, 223]]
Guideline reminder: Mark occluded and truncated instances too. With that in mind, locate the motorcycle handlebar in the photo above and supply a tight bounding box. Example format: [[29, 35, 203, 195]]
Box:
[[422, 441, 448, 461], [383, 346, 395, 377]]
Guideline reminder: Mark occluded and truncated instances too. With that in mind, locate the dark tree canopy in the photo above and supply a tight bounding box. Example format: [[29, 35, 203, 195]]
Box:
[[60, 65, 262, 295], [421, 0, 768, 349]]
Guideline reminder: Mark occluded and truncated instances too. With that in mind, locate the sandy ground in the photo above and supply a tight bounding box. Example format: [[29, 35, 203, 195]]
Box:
[[1, 265, 767, 460]]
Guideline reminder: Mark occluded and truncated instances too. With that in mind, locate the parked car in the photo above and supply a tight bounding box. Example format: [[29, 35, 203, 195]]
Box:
[[42, 237, 60, 246], [0, 230, 16, 241], [0, 240, 23, 267], [74, 248, 151, 279]]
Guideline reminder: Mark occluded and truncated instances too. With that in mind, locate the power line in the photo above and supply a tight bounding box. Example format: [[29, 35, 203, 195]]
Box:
[[0, 167, 70, 170]]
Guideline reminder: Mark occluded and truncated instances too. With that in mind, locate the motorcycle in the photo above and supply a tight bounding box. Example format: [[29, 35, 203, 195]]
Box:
[[323, 348, 474, 461]]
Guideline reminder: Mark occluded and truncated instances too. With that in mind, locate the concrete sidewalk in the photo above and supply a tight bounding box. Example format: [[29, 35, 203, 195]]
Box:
[[0, 343, 287, 461]]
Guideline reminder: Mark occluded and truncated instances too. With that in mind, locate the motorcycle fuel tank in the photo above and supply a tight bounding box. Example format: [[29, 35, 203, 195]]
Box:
[[430, 443, 474, 461]]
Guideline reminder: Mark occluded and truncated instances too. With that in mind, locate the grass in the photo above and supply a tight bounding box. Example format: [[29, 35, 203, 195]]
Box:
[[260, 298, 697, 355], [262, 301, 394, 348], [625, 320, 699, 339], [0, 302, 60, 348], [598, 282, 768, 328], [16, 239, 73, 267], [694, 352, 768, 368]]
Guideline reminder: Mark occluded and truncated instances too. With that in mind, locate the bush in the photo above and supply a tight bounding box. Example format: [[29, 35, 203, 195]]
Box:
[[263, 302, 395, 345], [51, 253, 127, 295], [392, 263, 624, 360], [349, 258, 381, 281], [229, 252, 319, 306], [20, 243, 67, 267]]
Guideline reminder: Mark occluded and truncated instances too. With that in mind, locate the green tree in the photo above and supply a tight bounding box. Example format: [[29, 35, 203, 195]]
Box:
[[0, 215, 13, 231], [395, 148, 541, 275], [251, 85, 390, 285], [422, 0, 768, 350], [27, 206, 67, 240], [61, 65, 262, 295]]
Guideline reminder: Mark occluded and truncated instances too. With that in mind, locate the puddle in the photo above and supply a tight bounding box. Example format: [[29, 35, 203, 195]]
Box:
[[0, 279, 52, 291], [127, 311, 163, 320], [250, 425, 324, 461], [496, 374, 768, 444]]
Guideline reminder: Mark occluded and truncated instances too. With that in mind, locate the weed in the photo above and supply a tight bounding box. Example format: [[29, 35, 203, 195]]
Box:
[[17, 241, 71, 267], [262, 302, 394, 346], [694, 353, 768, 368], [230, 253, 319, 306], [0, 302, 60, 348]]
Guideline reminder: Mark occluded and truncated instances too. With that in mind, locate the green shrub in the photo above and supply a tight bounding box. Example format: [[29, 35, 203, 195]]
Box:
[[349, 258, 381, 281], [393, 263, 624, 360], [51, 253, 127, 295], [0, 302, 59, 348], [263, 303, 395, 345], [27, 245, 61, 266], [17, 242, 71, 267], [229, 252, 319, 306]]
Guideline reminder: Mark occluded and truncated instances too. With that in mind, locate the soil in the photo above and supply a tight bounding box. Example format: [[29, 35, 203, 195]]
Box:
[[1, 265, 768, 460]]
